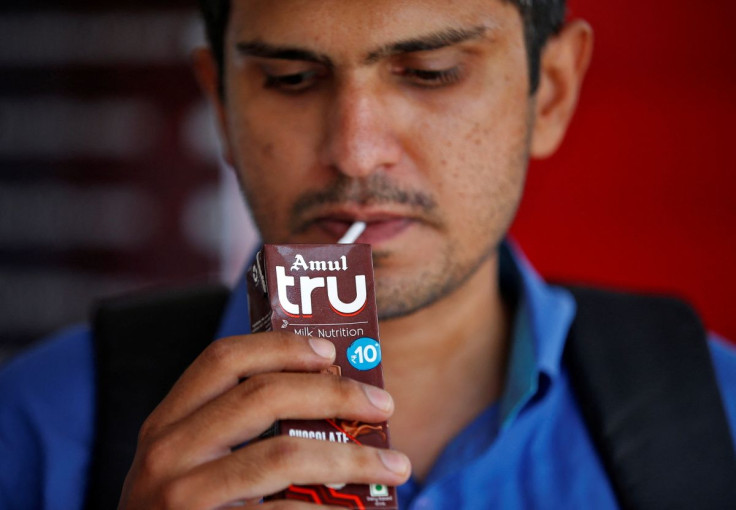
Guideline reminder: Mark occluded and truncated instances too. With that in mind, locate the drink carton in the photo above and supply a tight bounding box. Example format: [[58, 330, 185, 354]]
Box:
[[248, 243, 397, 509]]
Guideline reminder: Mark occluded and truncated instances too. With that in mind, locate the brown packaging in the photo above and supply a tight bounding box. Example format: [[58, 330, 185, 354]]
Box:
[[247, 243, 398, 509]]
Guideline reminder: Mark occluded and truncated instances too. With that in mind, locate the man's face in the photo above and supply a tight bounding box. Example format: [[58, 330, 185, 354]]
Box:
[[218, 0, 532, 319]]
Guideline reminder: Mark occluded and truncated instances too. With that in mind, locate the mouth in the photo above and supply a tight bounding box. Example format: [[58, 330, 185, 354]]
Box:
[[301, 210, 416, 245]]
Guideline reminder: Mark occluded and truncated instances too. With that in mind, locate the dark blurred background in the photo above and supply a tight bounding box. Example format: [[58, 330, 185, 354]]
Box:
[[0, 0, 257, 362], [1, 0, 734, 363]]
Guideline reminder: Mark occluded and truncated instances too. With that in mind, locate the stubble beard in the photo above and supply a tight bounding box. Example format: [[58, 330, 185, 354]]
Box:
[[372, 109, 534, 322], [372, 241, 497, 321]]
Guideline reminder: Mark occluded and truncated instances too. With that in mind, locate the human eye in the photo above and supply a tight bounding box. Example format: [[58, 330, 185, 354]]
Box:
[[399, 66, 462, 89], [392, 48, 464, 89], [263, 69, 320, 93]]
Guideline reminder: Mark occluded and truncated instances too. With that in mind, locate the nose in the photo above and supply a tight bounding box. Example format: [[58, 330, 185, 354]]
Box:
[[319, 80, 403, 178]]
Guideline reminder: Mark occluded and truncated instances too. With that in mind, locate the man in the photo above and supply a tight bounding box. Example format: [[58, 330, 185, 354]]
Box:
[[1, 0, 735, 508]]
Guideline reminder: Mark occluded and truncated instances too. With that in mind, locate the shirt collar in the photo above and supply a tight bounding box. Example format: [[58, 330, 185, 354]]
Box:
[[215, 252, 256, 340], [498, 239, 576, 428]]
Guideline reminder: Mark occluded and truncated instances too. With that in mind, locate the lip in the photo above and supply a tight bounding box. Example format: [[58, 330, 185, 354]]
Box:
[[304, 209, 416, 245], [319, 217, 413, 244]]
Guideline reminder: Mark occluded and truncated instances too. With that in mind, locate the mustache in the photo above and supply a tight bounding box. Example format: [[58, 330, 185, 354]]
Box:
[[290, 175, 439, 232]]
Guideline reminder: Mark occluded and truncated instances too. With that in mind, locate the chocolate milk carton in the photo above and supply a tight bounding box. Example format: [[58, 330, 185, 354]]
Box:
[[247, 243, 398, 509]]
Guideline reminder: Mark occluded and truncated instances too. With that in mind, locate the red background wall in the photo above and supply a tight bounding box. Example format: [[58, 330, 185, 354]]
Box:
[[510, 0, 736, 342]]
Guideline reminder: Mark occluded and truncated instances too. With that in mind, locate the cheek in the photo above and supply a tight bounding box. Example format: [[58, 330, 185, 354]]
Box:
[[226, 84, 328, 181], [415, 90, 530, 243], [225, 100, 313, 241], [228, 102, 283, 182]]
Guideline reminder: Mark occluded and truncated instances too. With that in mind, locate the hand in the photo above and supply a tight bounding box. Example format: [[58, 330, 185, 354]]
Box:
[[118, 331, 411, 509]]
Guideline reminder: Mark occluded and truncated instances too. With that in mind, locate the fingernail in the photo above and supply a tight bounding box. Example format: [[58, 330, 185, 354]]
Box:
[[364, 386, 393, 413], [379, 449, 410, 476], [308, 338, 335, 359]]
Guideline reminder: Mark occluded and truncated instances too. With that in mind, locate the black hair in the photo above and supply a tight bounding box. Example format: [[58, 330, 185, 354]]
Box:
[[197, 0, 566, 94], [512, 0, 567, 91]]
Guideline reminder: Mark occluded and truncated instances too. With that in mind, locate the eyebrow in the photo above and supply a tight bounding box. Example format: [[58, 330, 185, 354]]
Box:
[[235, 25, 489, 68], [365, 25, 488, 63], [235, 41, 334, 68]]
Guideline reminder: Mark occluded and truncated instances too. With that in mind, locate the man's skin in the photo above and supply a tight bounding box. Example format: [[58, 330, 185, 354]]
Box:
[[119, 0, 592, 507]]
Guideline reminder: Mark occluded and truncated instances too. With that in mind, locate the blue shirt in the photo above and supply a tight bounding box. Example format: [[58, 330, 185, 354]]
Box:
[[2, 243, 735, 509]]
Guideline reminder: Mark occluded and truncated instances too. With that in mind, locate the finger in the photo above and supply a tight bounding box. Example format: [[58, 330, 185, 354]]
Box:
[[160, 437, 411, 510], [155, 373, 395, 468], [146, 332, 336, 432]]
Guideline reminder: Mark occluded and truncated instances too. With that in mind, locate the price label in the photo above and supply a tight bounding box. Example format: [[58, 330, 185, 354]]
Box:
[[347, 337, 381, 371]]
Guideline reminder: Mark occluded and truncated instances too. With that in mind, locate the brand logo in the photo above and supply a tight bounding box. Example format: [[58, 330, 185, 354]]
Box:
[[275, 253, 367, 317], [290, 253, 347, 272]]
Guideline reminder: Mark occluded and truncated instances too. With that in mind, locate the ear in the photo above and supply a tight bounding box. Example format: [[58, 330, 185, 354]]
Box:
[[191, 47, 235, 166], [530, 20, 594, 159]]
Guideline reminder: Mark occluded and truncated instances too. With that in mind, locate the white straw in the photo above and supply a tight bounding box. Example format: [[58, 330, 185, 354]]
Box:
[[338, 221, 366, 244]]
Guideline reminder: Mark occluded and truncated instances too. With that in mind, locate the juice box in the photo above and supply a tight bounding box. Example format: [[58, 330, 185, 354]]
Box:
[[247, 243, 397, 509]]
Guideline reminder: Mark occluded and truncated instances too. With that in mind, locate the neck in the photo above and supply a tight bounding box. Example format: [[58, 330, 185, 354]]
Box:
[[379, 252, 510, 481]]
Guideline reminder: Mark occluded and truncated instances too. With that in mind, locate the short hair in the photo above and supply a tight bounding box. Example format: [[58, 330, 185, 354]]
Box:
[[197, 0, 566, 94]]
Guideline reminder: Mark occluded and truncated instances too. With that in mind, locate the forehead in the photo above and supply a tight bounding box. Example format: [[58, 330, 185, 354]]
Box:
[[227, 0, 523, 58]]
